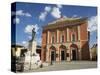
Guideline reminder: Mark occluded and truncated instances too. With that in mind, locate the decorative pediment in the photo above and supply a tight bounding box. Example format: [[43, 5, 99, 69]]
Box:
[[43, 17, 87, 30]]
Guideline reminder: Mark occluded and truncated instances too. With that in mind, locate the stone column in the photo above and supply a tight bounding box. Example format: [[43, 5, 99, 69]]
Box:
[[32, 41, 37, 54], [56, 47, 59, 62], [67, 28, 69, 42], [46, 47, 50, 63], [47, 31, 50, 44], [41, 47, 44, 62], [59, 49, 61, 62], [78, 43, 82, 60], [78, 25, 80, 41], [57, 29, 59, 43], [78, 49, 82, 60]]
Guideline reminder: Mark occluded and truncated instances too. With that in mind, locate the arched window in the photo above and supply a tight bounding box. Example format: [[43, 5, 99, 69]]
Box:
[[72, 34, 75, 41], [62, 35, 64, 42], [51, 32, 55, 44], [52, 36, 54, 43], [60, 35, 64, 43]]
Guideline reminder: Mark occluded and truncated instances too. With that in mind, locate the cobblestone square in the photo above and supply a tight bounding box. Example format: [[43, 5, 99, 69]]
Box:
[[24, 61, 97, 72]]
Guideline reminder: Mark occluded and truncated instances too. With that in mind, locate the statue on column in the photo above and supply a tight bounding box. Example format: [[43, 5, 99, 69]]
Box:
[[28, 27, 37, 54], [24, 27, 41, 71]]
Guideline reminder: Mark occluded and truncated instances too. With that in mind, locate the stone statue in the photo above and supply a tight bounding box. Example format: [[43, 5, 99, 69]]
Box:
[[29, 28, 36, 42], [32, 28, 36, 41]]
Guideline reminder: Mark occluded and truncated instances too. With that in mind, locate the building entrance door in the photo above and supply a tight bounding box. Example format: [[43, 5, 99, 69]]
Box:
[[51, 51, 56, 61], [72, 50, 77, 60], [61, 50, 65, 61]]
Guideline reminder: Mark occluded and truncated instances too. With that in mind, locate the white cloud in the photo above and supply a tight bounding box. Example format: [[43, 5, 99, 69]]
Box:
[[39, 6, 51, 21], [51, 7, 61, 18], [72, 15, 78, 18], [71, 15, 82, 19], [25, 24, 39, 34], [12, 10, 32, 17], [22, 41, 27, 44], [39, 12, 47, 21], [16, 10, 24, 16], [57, 4, 62, 8], [22, 41, 28, 48], [25, 13, 32, 17], [63, 15, 68, 18], [50, 4, 62, 19], [12, 10, 32, 24], [39, 5, 63, 21], [88, 16, 97, 32], [45, 6, 51, 12], [13, 17, 20, 24]]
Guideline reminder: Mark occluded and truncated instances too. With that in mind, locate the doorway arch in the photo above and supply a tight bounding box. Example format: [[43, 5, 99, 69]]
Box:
[[59, 45, 67, 61], [70, 44, 78, 60], [50, 46, 56, 61]]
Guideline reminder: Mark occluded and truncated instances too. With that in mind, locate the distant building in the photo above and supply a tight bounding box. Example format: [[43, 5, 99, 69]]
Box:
[[11, 44, 27, 72], [41, 17, 90, 62], [11, 44, 42, 71], [11, 44, 41, 58], [11, 44, 27, 58]]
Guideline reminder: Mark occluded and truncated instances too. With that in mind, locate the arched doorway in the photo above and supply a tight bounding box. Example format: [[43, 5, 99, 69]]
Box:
[[70, 44, 78, 60], [51, 51, 56, 61], [59, 45, 67, 61], [72, 50, 77, 60], [50, 46, 56, 61]]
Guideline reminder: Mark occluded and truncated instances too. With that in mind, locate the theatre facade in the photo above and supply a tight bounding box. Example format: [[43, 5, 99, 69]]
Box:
[[41, 17, 90, 62]]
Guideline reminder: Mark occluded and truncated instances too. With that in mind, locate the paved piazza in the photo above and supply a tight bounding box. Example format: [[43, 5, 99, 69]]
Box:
[[24, 61, 97, 72]]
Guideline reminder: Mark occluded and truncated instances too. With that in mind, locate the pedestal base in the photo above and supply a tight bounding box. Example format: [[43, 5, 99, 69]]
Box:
[[24, 51, 41, 71]]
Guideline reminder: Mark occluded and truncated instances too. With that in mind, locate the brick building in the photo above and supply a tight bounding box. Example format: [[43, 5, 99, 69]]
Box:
[[41, 17, 90, 62]]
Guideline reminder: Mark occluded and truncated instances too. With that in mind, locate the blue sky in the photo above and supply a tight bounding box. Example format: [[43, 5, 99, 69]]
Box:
[[11, 2, 97, 48]]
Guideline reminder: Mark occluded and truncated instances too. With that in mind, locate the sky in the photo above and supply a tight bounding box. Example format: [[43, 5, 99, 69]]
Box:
[[11, 2, 97, 48]]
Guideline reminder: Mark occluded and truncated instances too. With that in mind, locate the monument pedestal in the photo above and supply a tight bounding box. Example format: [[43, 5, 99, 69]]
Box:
[[24, 41, 41, 70], [24, 28, 41, 71]]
